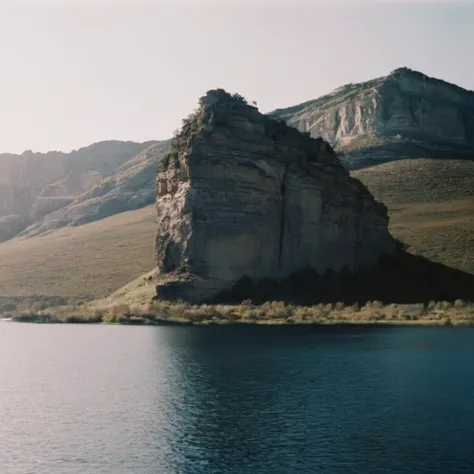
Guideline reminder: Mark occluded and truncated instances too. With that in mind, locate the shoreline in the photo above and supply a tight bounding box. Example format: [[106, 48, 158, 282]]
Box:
[[6, 298, 474, 328], [7, 315, 474, 328]]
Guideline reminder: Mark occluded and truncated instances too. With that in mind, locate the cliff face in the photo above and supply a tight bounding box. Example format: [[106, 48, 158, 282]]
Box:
[[155, 90, 395, 302], [270, 68, 474, 168]]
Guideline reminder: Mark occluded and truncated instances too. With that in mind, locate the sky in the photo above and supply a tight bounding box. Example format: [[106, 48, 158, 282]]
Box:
[[0, 0, 473, 153]]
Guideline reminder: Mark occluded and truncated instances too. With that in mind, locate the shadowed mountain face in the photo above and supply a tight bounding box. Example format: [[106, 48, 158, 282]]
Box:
[[0, 140, 170, 241], [269, 68, 474, 169]]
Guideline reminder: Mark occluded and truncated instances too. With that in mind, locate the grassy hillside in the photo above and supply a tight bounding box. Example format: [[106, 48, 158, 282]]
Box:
[[0, 158, 472, 312], [0, 206, 156, 303], [353, 159, 474, 274]]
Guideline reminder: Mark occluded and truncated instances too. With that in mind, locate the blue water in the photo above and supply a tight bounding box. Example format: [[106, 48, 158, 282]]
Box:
[[0, 324, 473, 474]]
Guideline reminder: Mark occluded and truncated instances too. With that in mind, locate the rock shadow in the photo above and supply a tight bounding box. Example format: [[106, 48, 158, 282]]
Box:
[[215, 250, 474, 305]]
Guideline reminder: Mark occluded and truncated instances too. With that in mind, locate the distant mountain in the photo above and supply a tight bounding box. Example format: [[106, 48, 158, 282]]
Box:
[[269, 68, 474, 168], [20, 140, 171, 238], [0, 140, 162, 241]]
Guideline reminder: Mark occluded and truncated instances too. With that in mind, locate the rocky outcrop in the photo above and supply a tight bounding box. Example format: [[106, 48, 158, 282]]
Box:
[[155, 89, 395, 302], [270, 68, 474, 168]]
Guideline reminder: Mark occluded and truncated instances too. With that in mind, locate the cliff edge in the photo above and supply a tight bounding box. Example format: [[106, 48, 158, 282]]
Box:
[[155, 89, 395, 302]]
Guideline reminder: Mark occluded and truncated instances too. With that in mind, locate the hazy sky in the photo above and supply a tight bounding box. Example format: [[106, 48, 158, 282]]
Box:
[[0, 0, 473, 153]]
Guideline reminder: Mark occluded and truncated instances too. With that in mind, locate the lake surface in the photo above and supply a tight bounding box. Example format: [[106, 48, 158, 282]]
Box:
[[1, 324, 474, 474]]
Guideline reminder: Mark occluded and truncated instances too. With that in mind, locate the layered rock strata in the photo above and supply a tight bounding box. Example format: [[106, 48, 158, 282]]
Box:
[[155, 89, 395, 302], [270, 68, 474, 168]]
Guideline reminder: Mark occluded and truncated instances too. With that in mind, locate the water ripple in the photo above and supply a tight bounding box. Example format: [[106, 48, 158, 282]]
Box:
[[0, 325, 473, 473]]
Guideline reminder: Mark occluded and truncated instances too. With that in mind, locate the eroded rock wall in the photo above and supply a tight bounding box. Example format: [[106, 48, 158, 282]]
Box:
[[155, 90, 395, 302]]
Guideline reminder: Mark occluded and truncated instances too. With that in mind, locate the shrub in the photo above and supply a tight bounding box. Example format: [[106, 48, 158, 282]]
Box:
[[231, 93, 248, 104], [454, 299, 467, 309], [440, 301, 453, 310]]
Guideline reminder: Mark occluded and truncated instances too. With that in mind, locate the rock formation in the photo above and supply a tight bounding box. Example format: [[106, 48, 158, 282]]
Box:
[[270, 68, 474, 168], [155, 89, 395, 302]]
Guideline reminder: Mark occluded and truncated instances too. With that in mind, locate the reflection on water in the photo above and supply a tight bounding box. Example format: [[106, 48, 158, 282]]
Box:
[[0, 324, 473, 473]]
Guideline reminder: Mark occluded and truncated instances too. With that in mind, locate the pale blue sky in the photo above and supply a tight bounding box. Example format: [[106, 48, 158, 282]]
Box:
[[0, 1, 473, 153]]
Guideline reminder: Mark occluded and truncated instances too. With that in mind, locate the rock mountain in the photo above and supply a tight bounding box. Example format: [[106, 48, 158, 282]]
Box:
[[0, 140, 170, 241], [270, 68, 474, 168], [154, 89, 395, 302]]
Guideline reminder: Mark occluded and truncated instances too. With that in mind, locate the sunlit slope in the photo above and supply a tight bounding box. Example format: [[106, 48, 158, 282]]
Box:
[[0, 206, 156, 300]]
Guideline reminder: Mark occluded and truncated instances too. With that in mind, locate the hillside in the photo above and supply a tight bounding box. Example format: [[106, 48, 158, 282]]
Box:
[[270, 68, 474, 168], [353, 159, 474, 275], [0, 206, 157, 309], [0, 140, 159, 241]]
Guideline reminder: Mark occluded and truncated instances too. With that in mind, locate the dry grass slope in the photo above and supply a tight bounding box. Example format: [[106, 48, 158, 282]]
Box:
[[0, 206, 156, 302], [353, 158, 474, 274]]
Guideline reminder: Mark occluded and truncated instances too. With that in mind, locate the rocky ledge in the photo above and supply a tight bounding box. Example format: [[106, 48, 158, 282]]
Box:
[[154, 89, 395, 302]]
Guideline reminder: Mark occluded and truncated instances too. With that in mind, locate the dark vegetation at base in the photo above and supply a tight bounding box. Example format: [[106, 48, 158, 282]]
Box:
[[12, 313, 103, 324], [215, 250, 474, 306], [0, 295, 72, 315]]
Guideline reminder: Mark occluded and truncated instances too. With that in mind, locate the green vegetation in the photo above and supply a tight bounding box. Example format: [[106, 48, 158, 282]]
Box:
[[159, 106, 203, 172], [231, 92, 248, 104], [160, 89, 251, 172]]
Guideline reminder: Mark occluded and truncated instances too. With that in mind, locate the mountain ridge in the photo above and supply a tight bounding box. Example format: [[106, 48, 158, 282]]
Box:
[[270, 68, 474, 117], [0, 139, 169, 241], [19, 140, 171, 238], [269, 67, 474, 168]]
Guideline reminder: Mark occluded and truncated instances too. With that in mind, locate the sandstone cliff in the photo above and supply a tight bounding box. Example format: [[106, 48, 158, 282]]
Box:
[[270, 68, 474, 168], [155, 90, 395, 302]]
